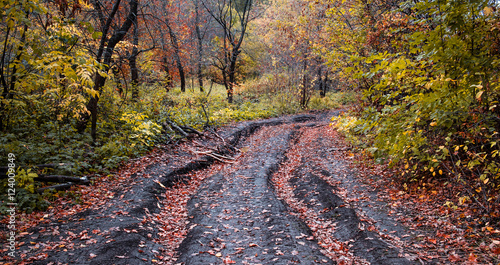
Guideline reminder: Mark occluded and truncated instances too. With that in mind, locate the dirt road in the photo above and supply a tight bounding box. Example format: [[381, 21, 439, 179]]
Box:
[[10, 111, 419, 264]]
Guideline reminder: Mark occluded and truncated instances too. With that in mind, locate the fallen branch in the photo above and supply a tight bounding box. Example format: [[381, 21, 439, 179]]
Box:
[[206, 153, 235, 163], [209, 152, 235, 161], [189, 149, 213, 155], [166, 120, 189, 137], [32, 163, 69, 169], [209, 128, 227, 145], [192, 140, 219, 152], [36, 175, 89, 184], [328, 147, 352, 152], [180, 125, 203, 136], [37, 183, 75, 193], [188, 148, 235, 163]]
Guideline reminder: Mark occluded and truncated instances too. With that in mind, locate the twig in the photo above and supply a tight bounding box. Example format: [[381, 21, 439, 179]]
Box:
[[192, 140, 218, 152], [209, 152, 235, 161], [166, 120, 188, 137], [188, 148, 235, 163], [181, 125, 203, 135], [206, 153, 235, 163], [208, 128, 227, 145]]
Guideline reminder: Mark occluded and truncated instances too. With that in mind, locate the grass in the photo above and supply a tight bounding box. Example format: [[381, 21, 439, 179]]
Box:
[[155, 81, 357, 131]]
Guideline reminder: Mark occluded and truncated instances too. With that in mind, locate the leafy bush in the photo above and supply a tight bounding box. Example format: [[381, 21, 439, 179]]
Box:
[[0, 168, 49, 214], [329, 0, 500, 216]]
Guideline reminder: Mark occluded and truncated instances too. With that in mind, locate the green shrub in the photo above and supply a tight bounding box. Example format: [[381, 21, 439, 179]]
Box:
[[0, 168, 50, 214]]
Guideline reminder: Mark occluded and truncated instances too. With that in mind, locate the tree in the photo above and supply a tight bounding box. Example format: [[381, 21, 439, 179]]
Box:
[[203, 0, 253, 103], [193, 0, 207, 92], [77, 0, 138, 142], [126, 5, 156, 100], [161, 0, 186, 92], [129, 18, 140, 99]]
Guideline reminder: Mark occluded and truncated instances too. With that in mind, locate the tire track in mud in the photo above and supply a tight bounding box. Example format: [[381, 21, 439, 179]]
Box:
[[176, 112, 414, 265], [177, 124, 332, 264], [271, 124, 414, 265]]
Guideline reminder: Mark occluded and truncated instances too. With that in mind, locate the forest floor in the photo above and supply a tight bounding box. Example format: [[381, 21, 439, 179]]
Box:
[[2, 111, 498, 264]]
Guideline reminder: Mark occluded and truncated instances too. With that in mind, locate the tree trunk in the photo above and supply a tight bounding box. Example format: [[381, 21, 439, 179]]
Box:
[[318, 66, 325, 97], [176, 53, 186, 92], [301, 58, 308, 108], [111, 60, 124, 96], [130, 20, 139, 100], [0, 24, 27, 131], [162, 56, 173, 91], [223, 67, 231, 103], [162, 8, 185, 92], [195, 0, 204, 92], [227, 49, 240, 104], [324, 70, 329, 95]]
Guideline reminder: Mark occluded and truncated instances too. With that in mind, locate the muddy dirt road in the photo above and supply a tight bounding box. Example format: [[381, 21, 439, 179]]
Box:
[[8, 111, 421, 264]]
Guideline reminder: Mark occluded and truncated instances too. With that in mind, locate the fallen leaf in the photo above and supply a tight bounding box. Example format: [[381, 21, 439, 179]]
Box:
[[448, 253, 461, 262]]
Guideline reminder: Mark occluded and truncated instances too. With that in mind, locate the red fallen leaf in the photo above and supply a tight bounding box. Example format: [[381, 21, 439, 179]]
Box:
[[492, 245, 500, 255], [468, 253, 477, 262], [448, 253, 461, 262], [223, 256, 236, 264], [32, 253, 48, 261]]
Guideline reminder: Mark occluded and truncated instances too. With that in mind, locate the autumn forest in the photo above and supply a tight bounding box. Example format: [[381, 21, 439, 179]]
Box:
[[1, 0, 500, 263]]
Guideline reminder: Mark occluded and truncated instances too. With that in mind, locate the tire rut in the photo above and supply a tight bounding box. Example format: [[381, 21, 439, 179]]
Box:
[[177, 111, 413, 264], [177, 125, 332, 264]]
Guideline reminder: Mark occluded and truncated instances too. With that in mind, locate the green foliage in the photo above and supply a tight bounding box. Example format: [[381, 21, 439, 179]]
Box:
[[14, 168, 37, 193], [158, 85, 279, 130], [0, 168, 50, 214], [309, 91, 357, 110], [120, 111, 162, 146], [328, 0, 500, 214], [0, 0, 101, 172]]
